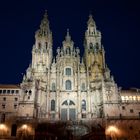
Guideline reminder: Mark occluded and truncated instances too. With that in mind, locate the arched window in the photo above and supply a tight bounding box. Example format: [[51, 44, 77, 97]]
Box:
[[65, 80, 72, 90], [82, 100, 86, 111], [96, 43, 99, 49], [62, 100, 68, 105], [51, 100, 55, 111], [69, 100, 75, 105], [81, 83, 86, 91], [52, 83, 56, 91], [89, 43, 93, 49], [65, 68, 71, 76], [62, 100, 75, 106], [38, 42, 41, 49], [45, 42, 48, 49]]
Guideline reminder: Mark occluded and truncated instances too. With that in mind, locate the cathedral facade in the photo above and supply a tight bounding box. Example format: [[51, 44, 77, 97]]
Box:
[[18, 11, 119, 121]]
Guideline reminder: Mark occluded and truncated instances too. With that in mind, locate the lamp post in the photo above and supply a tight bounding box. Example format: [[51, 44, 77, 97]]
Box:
[[22, 124, 28, 140], [0, 124, 7, 138], [106, 126, 119, 140]]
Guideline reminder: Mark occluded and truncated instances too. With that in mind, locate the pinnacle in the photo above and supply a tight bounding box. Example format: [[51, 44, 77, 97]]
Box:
[[65, 28, 71, 41], [87, 14, 95, 26], [39, 10, 49, 30], [44, 10, 48, 18], [67, 28, 70, 36]]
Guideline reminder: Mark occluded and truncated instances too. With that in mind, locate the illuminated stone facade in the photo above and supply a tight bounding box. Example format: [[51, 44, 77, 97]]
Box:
[[0, 11, 140, 139], [18, 11, 119, 121]]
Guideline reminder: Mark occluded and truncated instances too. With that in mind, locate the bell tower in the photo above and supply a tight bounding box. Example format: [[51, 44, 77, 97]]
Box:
[[84, 15, 105, 81], [32, 11, 53, 73]]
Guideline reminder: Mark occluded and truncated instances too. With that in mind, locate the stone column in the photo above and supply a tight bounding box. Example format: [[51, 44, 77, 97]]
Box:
[[77, 61, 81, 120], [46, 69, 50, 119], [86, 68, 91, 119], [56, 69, 60, 120]]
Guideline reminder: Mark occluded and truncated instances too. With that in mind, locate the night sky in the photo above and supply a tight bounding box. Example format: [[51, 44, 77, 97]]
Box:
[[0, 0, 139, 89]]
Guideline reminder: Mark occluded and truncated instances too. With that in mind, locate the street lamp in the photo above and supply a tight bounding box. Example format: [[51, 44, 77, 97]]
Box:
[[0, 124, 7, 137], [21, 124, 28, 138], [22, 124, 27, 130], [106, 126, 119, 140]]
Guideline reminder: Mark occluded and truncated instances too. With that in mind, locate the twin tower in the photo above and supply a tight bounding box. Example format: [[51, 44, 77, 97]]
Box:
[[19, 11, 118, 121], [32, 11, 105, 78]]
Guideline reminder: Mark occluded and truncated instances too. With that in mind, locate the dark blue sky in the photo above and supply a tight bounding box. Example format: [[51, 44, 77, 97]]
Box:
[[0, 0, 139, 89]]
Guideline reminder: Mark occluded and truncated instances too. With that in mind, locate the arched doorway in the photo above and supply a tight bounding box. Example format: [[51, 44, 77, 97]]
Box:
[[61, 100, 76, 121], [11, 124, 17, 136]]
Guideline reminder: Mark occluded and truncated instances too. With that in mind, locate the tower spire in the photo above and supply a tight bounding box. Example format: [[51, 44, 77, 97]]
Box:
[[87, 14, 95, 27], [35, 10, 51, 38], [33, 10, 53, 69], [40, 10, 49, 28]]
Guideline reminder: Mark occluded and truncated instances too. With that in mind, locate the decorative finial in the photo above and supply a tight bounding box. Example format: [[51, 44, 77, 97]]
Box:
[[66, 28, 71, 41], [87, 13, 95, 26], [44, 10, 48, 17], [67, 28, 69, 36], [39, 10, 49, 32]]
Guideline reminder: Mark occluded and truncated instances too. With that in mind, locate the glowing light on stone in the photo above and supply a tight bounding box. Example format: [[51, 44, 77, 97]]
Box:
[[22, 124, 28, 129]]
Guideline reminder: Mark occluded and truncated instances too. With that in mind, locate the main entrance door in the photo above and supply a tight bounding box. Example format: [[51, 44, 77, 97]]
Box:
[[61, 100, 76, 121]]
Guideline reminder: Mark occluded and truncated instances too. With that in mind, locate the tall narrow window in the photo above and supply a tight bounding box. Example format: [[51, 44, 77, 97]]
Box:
[[51, 100, 55, 111], [52, 83, 56, 91], [81, 83, 86, 91], [89, 43, 93, 49], [14, 98, 18, 101], [65, 68, 71, 76], [45, 42, 48, 49], [14, 104, 17, 109], [65, 80, 72, 90], [3, 97, 6, 101], [38, 42, 41, 49], [82, 100, 86, 111]]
